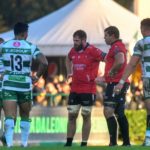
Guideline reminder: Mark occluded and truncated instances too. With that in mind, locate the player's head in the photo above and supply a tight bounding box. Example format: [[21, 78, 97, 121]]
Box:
[[14, 22, 28, 39], [73, 30, 87, 51], [0, 38, 4, 44], [104, 26, 120, 45], [140, 18, 150, 36]]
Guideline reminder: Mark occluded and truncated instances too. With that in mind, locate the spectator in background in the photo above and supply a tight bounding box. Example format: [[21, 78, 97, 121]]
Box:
[[61, 81, 70, 106], [45, 82, 62, 106], [33, 77, 47, 106], [65, 30, 106, 147]]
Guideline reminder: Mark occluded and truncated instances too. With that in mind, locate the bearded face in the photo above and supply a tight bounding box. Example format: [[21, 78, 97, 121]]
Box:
[[74, 43, 83, 51], [73, 36, 83, 51]]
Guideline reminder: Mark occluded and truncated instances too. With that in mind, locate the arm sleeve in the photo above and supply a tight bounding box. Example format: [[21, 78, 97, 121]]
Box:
[[112, 45, 123, 56], [133, 40, 142, 57], [32, 45, 42, 59], [90, 47, 106, 61]]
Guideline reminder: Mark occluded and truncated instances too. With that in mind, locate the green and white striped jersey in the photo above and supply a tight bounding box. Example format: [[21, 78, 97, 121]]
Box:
[[133, 36, 150, 78], [0, 39, 41, 91]]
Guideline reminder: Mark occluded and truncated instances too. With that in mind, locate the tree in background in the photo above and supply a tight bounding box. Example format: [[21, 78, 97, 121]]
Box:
[[0, 0, 70, 33], [114, 0, 134, 12], [0, 0, 134, 33]]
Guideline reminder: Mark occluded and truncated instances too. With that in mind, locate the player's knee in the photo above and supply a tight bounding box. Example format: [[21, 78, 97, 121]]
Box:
[[103, 107, 114, 118], [68, 113, 78, 121]]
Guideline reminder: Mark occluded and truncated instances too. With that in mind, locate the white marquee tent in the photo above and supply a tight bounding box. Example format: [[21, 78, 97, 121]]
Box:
[[0, 0, 140, 56]]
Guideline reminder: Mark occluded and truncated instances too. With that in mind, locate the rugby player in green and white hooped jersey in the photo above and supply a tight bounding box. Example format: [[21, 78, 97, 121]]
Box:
[[114, 18, 150, 146], [0, 22, 48, 148]]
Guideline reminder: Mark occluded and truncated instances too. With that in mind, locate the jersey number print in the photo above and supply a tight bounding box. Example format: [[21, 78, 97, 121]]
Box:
[[10, 55, 23, 71]]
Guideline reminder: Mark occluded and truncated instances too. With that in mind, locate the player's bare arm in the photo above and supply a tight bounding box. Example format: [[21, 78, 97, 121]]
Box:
[[109, 52, 124, 77], [66, 56, 73, 78], [33, 53, 48, 83], [114, 55, 141, 94]]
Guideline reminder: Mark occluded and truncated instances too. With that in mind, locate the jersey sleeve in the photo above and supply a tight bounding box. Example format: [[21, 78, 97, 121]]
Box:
[[133, 40, 143, 57], [32, 45, 42, 59], [112, 45, 123, 56], [90, 46, 106, 61]]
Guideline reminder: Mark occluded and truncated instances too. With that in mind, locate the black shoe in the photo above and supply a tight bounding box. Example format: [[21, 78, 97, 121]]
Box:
[[81, 142, 87, 147], [0, 135, 7, 146], [122, 143, 131, 146], [64, 143, 72, 147], [109, 143, 117, 146]]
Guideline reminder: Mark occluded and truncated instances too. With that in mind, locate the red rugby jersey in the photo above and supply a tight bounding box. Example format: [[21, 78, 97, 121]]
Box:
[[104, 40, 129, 83], [68, 44, 106, 93]]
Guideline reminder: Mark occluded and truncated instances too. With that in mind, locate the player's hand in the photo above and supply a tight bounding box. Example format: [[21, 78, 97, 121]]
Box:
[[113, 83, 123, 95], [66, 74, 72, 80], [66, 74, 72, 84], [95, 76, 105, 83], [31, 75, 39, 84]]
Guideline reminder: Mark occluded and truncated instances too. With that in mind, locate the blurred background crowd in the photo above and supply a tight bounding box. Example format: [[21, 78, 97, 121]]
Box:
[[32, 72, 145, 110]]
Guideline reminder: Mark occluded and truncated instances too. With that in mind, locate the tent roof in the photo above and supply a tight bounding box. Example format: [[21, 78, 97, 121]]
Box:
[[0, 0, 140, 56]]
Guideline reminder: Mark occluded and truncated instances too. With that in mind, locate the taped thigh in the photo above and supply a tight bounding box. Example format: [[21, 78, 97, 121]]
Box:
[[81, 106, 92, 115], [67, 105, 80, 114]]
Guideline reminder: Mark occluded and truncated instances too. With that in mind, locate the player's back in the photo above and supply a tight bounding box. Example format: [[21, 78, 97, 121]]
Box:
[[2, 39, 39, 91]]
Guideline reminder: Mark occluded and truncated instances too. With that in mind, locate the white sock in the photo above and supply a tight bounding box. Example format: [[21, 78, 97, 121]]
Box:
[[4, 118, 14, 147], [20, 120, 30, 147]]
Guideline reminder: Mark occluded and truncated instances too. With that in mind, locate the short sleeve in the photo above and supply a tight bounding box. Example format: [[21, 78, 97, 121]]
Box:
[[90, 46, 106, 61], [32, 45, 41, 59], [112, 45, 122, 56], [133, 40, 143, 56]]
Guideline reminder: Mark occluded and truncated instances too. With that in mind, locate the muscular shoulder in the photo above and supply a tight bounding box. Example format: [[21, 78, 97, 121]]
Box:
[[111, 41, 127, 55], [86, 44, 100, 54]]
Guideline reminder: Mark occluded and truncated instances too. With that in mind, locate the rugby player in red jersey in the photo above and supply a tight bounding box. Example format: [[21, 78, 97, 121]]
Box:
[[65, 30, 106, 146], [103, 26, 130, 146]]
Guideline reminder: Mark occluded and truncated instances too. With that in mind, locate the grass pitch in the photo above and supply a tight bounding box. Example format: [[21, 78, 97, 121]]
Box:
[[0, 145, 150, 150]]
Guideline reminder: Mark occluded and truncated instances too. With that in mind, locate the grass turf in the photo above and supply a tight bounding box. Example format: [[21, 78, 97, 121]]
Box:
[[0, 145, 150, 150]]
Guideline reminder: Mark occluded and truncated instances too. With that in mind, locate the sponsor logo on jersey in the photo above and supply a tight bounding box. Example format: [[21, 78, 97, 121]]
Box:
[[13, 42, 21, 47]]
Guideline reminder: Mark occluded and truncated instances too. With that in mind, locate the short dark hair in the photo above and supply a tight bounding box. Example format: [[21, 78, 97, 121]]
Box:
[[104, 26, 120, 39], [0, 38, 4, 43], [14, 22, 28, 35], [141, 18, 150, 30], [73, 30, 87, 40]]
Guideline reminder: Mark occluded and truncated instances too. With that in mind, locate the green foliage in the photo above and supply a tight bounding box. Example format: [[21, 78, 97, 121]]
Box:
[[114, 0, 134, 11], [125, 109, 146, 144], [0, 0, 71, 33]]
